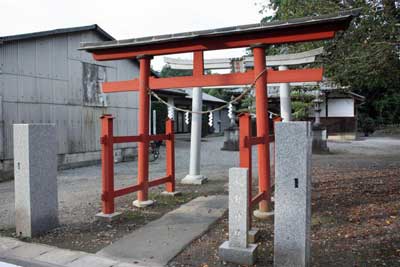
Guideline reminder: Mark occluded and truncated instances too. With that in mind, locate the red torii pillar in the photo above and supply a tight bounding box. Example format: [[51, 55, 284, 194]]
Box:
[[134, 55, 153, 207], [252, 45, 272, 217]]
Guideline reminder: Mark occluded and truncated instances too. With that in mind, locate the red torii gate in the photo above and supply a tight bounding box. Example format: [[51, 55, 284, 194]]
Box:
[[81, 10, 357, 217]]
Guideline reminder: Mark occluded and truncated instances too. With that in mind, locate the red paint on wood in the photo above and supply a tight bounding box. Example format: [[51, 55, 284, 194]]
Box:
[[100, 114, 115, 214], [102, 68, 323, 92], [92, 26, 340, 60]]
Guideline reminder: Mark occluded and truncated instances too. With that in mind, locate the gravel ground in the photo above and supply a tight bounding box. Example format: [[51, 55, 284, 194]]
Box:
[[1, 135, 399, 263], [0, 136, 261, 252]]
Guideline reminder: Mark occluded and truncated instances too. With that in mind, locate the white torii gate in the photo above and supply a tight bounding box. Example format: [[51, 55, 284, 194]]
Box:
[[165, 47, 323, 184]]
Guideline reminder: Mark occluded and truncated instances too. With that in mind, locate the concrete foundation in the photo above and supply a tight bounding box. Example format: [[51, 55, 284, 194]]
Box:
[[248, 228, 260, 244], [219, 241, 258, 265], [95, 212, 122, 222], [253, 209, 274, 220], [181, 174, 207, 185], [161, 191, 182, 197], [132, 200, 154, 208]]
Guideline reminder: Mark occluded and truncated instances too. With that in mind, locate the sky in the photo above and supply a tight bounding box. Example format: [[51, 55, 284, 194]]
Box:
[[0, 0, 272, 71]]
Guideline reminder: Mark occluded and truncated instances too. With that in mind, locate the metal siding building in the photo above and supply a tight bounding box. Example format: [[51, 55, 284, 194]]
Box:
[[0, 25, 139, 177]]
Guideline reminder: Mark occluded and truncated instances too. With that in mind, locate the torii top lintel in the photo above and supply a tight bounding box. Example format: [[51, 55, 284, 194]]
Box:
[[80, 9, 359, 92], [80, 9, 359, 61]]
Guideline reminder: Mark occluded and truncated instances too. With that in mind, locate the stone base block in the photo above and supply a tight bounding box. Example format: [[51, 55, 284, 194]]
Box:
[[253, 210, 274, 220], [132, 200, 154, 208], [219, 241, 258, 265], [221, 141, 239, 151], [95, 212, 122, 222], [161, 191, 182, 197], [181, 174, 208, 185], [248, 228, 260, 243]]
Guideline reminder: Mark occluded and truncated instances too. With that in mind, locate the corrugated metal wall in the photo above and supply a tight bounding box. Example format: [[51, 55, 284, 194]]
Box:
[[0, 30, 139, 160]]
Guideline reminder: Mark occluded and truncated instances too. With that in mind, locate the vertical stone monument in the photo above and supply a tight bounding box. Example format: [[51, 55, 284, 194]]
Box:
[[274, 122, 312, 267], [219, 168, 258, 265], [14, 124, 59, 237]]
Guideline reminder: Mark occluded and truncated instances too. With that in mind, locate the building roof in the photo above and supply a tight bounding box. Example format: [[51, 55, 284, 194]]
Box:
[[154, 89, 187, 97], [183, 90, 227, 104], [80, 9, 360, 52], [0, 24, 114, 43], [0, 24, 166, 79]]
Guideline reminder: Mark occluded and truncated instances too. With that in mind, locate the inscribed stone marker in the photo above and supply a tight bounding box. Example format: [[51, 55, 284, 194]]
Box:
[[274, 122, 312, 267], [219, 167, 257, 265], [14, 124, 58, 237]]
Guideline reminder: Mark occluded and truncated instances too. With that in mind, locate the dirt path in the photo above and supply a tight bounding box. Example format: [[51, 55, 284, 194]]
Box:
[[168, 138, 400, 266]]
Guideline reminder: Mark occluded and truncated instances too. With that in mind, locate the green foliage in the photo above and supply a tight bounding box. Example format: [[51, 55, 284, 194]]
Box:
[[258, 0, 400, 125], [239, 94, 254, 112], [292, 101, 312, 120], [151, 102, 168, 134], [359, 116, 376, 136], [159, 65, 192, 77], [202, 88, 231, 101]]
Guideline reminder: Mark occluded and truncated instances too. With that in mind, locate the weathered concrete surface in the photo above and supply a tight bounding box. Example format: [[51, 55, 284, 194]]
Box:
[[97, 195, 228, 266], [0, 237, 146, 267]]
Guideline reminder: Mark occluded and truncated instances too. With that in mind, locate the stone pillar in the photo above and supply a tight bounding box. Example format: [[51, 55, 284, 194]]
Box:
[[312, 97, 329, 153], [274, 122, 312, 267], [181, 87, 207, 184], [278, 65, 291, 122], [219, 168, 258, 265], [221, 100, 239, 151], [13, 124, 58, 237]]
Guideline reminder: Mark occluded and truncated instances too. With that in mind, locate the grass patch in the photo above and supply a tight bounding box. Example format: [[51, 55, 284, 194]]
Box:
[[121, 210, 146, 223], [150, 192, 197, 208]]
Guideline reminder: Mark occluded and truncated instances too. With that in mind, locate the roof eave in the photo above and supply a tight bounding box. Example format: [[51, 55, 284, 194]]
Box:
[[80, 9, 360, 53]]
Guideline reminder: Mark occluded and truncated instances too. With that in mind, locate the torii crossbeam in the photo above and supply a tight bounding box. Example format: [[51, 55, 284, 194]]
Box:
[[81, 9, 358, 217]]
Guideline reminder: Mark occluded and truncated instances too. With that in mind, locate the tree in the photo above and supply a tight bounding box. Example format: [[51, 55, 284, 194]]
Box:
[[159, 65, 192, 77], [258, 0, 400, 125]]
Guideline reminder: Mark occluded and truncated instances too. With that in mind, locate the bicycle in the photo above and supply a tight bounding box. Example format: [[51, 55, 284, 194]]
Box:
[[149, 140, 162, 162]]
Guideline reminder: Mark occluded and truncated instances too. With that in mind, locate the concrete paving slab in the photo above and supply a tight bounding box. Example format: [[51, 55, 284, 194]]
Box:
[[4, 243, 55, 260], [34, 248, 85, 266], [0, 238, 24, 253], [113, 262, 149, 267], [97, 195, 228, 266], [65, 254, 117, 267], [0, 260, 21, 267], [0, 237, 154, 267]]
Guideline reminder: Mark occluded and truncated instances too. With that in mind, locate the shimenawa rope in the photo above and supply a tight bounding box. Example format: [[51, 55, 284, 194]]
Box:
[[148, 67, 270, 115]]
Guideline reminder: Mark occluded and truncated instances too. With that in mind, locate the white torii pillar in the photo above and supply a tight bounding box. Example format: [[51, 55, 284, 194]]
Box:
[[181, 87, 207, 184], [278, 65, 292, 122]]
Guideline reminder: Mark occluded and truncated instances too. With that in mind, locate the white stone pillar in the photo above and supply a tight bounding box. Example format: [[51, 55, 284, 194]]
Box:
[[279, 65, 292, 122], [14, 124, 58, 237], [181, 87, 207, 184]]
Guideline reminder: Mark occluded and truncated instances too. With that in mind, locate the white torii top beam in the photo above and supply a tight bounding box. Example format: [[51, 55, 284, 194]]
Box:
[[164, 47, 323, 70], [164, 47, 323, 122]]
